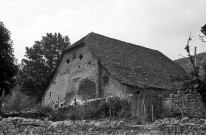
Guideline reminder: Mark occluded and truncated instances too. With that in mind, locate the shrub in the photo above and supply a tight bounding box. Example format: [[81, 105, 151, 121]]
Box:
[[110, 96, 132, 118], [118, 99, 132, 118], [52, 106, 73, 121], [96, 101, 110, 118], [2, 96, 132, 121], [2, 88, 37, 113], [70, 96, 132, 120], [34, 105, 55, 119]]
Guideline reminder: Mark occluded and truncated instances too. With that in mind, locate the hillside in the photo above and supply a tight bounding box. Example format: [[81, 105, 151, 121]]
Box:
[[174, 52, 206, 74]]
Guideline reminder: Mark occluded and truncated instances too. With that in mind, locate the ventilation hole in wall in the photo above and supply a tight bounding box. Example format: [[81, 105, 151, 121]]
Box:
[[72, 52, 76, 59], [88, 61, 91, 65], [79, 54, 83, 60], [66, 59, 70, 64]]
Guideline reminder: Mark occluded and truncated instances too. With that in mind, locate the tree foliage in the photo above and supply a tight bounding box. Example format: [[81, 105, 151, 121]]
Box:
[[0, 21, 18, 97], [20, 33, 70, 102], [182, 35, 206, 107]]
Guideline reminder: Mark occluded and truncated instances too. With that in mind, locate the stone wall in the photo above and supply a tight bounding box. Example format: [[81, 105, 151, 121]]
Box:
[[42, 43, 132, 108], [103, 75, 127, 97], [42, 45, 99, 108], [162, 93, 206, 118], [98, 65, 129, 97]]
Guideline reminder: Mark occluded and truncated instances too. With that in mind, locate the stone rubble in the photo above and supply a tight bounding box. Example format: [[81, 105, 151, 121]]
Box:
[[0, 116, 206, 134]]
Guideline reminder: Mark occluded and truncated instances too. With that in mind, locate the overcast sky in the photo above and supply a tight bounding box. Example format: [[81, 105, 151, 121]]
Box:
[[0, 0, 206, 63]]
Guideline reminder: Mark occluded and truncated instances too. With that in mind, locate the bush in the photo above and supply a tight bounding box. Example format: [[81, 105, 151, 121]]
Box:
[[52, 106, 73, 121], [2, 88, 37, 113], [34, 105, 55, 119], [34, 105, 73, 121], [2, 96, 132, 121], [71, 96, 132, 120], [110, 96, 132, 118], [96, 101, 110, 118], [118, 99, 132, 118]]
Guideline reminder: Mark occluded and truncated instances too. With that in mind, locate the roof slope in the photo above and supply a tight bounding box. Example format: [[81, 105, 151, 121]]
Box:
[[63, 32, 187, 90]]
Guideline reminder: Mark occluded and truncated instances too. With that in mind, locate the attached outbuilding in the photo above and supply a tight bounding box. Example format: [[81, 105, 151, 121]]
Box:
[[42, 32, 186, 120]]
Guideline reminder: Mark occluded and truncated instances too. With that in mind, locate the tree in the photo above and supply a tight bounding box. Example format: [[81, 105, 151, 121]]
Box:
[[183, 33, 206, 107], [20, 33, 70, 102], [0, 22, 18, 112]]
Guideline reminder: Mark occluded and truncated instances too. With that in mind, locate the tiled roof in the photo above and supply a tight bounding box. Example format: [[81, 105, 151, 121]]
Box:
[[55, 32, 187, 90]]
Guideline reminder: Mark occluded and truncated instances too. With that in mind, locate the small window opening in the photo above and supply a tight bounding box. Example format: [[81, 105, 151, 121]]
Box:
[[72, 52, 76, 59], [66, 59, 70, 64], [88, 61, 91, 65], [79, 54, 83, 60], [49, 92, 51, 96]]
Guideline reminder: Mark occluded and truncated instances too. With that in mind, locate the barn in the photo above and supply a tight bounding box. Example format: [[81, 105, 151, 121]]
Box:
[[42, 32, 186, 119]]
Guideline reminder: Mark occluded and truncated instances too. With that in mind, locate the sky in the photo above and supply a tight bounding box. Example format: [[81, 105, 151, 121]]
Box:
[[0, 0, 206, 63]]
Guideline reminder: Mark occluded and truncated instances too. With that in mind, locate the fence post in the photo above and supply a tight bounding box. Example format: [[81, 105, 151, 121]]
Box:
[[109, 97, 112, 118], [152, 105, 154, 123], [143, 100, 146, 124], [74, 99, 77, 121]]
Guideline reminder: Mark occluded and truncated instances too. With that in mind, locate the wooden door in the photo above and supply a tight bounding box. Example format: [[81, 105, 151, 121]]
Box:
[[131, 92, 141, 117], [144, 96, 157, 122]]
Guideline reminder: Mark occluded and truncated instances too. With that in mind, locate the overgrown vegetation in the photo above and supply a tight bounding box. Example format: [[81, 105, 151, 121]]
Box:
[[61, 96, 132, 121], [168, 34, 206, 119], [1, 96, 132, 121], [182, 40, 206, 107], [2, 86, 37, 113]]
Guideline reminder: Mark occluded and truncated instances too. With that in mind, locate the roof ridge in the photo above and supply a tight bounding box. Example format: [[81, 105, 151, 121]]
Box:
[[84, 32, 94, 43], [85, 32, 159, 52]]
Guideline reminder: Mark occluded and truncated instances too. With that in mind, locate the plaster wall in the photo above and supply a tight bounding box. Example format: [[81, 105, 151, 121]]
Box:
[[100, 68, 128, 97], [43, 45, 99, 108]]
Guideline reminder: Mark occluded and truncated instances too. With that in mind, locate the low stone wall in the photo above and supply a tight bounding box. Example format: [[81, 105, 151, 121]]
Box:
[[1, 116, 206, 134], [162, 93, 206, 118]]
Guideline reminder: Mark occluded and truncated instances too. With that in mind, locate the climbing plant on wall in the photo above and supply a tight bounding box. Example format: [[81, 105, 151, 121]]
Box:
[[20, 33, 70, 102]]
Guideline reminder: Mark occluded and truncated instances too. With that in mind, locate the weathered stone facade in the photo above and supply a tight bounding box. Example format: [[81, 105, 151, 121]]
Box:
[[100, 69, 127, 97], [43, 45, 99, 107], [162, 93, 206, 118], [42, 45, 129, 108]]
